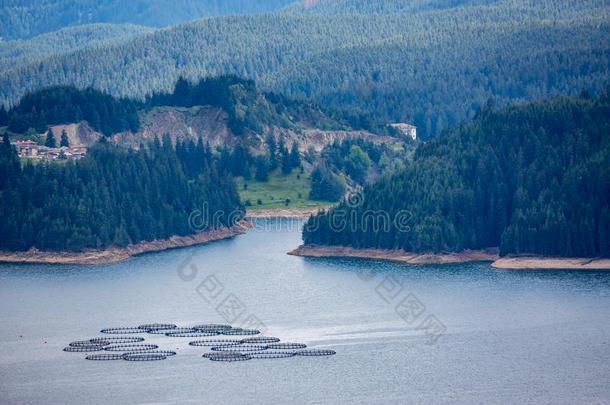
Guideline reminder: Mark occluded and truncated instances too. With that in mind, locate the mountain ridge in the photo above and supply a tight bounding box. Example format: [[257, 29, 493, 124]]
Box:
[[2, 0, 608, 138]]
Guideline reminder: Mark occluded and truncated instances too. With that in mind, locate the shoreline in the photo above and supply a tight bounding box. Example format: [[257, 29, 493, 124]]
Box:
[[491, 257, 610, 270], [246, 207, 327, 219], [288, 245, 499, 265], [288, 245, 610, 270], [0, 222, 252, 265]]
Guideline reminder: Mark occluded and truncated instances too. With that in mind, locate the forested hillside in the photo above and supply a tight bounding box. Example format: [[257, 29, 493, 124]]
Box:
[[287, 0, 497, 13], [303, 92, 610, 258], [146, 76, 374, 135], [0, 0, 294, 39], [0, 133, 243, 251], [0, 24, 153, 73], [4, 86, 140, 135], [2, 0, 608, 138], [1, 76, 377, 142]]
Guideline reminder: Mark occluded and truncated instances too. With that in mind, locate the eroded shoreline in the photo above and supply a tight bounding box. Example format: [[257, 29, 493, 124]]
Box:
[[288, 245, 500, 265], [288, 245, 610, 270], [245, 207, 327, 218], [0, 222, 252, 265]]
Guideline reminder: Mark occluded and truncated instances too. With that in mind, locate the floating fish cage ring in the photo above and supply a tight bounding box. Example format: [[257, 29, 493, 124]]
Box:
[[241, 337, 280, 344], [268, 343, 307, 350], [189, 339, 242, 347], [122, 350, 176, 358], [211, 344, 268, 352], [166, 332, 219, 338], [100, 327, 146, 334], [104, 344, 158, 352], [138, 323, 177, 331], [193, 328, 231, 334], [221, 329, 260, 336], [249, 351, 297, 359], [90, 337, 144, 344], [156, 328, 197, 334], [69, 340, 109, 347], [85, 354, 124, 361], [193, 324, 232, 330], [147, 328, 179, 335], [295, 350, 336, 356], [123, 353, 167, 362], [201, 351, 236, 359], [206, 353, 251, 362], [63, 345, 104, 352]]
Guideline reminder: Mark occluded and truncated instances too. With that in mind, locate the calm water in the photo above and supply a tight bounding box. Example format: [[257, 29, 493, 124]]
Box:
[[1, 219, 609, 404]]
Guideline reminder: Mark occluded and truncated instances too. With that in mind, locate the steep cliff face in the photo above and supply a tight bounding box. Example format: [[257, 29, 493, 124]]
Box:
[[111, 106, 399, 153], [36, 106, 398, 154], [112, 106, 235, 149], [49, 122, 102, 146]]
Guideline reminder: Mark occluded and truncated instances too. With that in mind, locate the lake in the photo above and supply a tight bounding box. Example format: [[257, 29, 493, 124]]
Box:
[[1, 218, 609, 404]]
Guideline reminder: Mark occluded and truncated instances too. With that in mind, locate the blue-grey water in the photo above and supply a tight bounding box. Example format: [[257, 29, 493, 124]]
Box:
[[1, 219, 609, 404]]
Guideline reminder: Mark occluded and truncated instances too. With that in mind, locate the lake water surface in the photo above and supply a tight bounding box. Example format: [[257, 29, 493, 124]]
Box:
[[1, 219, 609, 404]]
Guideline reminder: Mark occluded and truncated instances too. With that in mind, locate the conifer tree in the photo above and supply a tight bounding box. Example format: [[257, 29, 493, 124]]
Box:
[[45, 130, 56, 148], [290, 142, 301, 168], [60, 129, 70, 147]]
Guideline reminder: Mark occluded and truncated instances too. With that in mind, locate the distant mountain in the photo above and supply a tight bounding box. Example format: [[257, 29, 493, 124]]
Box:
[[1, 0, 609, 138], [286, 0, 499, 14], [0, 24, 153, 73], [0, 0, 294, 40]]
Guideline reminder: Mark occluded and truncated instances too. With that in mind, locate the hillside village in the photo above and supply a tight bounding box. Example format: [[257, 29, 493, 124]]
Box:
[[13, 140, 87, 161]]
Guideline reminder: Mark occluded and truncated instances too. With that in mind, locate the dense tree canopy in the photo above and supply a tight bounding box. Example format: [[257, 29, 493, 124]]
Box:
[[0, 0, 294, 39], [303, 92, 610, 257], [147, 76, 364, 135], [0, 136, 242, 251], [0, 0, 610, 137], [1, 0, 608, 138], [7, 86, 140, 135]]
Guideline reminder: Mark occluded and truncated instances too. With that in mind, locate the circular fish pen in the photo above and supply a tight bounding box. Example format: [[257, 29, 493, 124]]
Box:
[[147, 328, 178, 335], [165, 331, 218, 338], [104, 344, 158, 352], [123, 353, 167, 362], [63, 345, 104, 352], [138, 323, 177, 331], [267, 343, 307, 350], [160, 328, 197, 335], [221, 328, 260, 336], [69, 340, 108, 347], [248, 351, 296, 359], [193, 324, 232, 331], [122, 350, 176, 358], [189, 339, 242, 347], [241, 337, 280, 344], [205, 352, 251, 362], [85, 354, 124, 361], [100, 327, 146, 335], [90, 337, 144, 344], [211, 344, 268, 352], [295, 349, 336, 356]]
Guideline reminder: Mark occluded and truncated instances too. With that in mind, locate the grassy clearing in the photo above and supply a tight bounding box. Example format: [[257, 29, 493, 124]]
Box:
[[236, 169, 330, 211]]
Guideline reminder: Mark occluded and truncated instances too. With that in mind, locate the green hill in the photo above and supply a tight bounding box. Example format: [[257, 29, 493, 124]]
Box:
[[0, 0, 294, 39], [2, 0, 608, 138], [0, 24, 153, 73], [303, 91, 610, 258]]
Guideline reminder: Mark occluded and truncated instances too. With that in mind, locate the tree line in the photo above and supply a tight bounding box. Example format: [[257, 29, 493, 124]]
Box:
[[0, 133, 242, 252], [303, 91, 610, 258], [1, 0, 608, 138], [0, 0, 294, 39], [3, 86, 140, 136]]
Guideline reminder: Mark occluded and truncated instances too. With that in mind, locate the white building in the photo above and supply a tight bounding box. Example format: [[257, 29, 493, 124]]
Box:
[[389, 123, 417, 140]]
